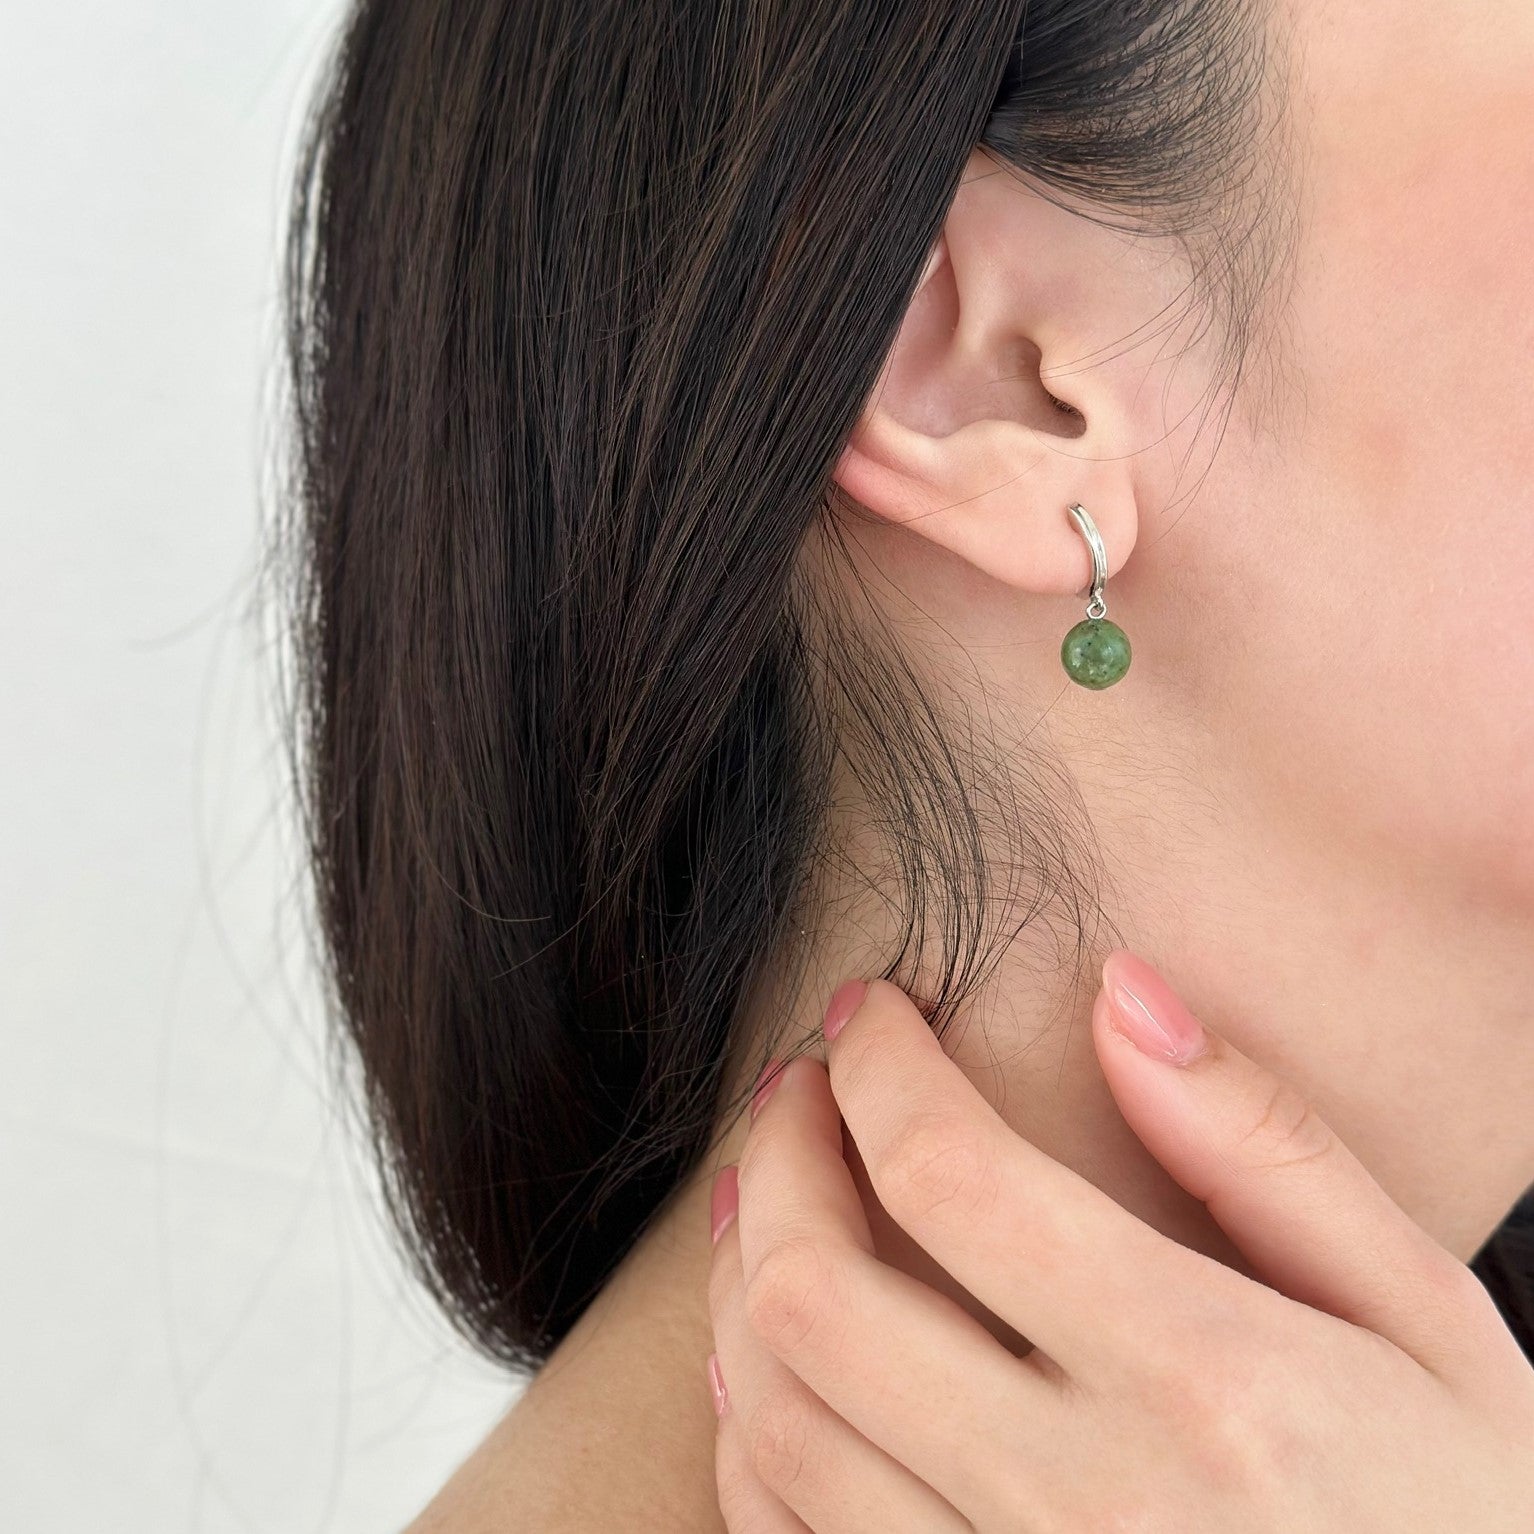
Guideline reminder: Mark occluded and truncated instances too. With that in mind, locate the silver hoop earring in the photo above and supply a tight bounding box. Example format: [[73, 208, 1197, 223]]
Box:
[[1061, 502, 1131, 689]]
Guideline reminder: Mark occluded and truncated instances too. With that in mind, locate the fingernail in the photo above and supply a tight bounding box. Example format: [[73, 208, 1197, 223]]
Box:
[[707, 1352, 729, 1417], [710, 1165, 738, 1245], [1102, 951, 1208, 1065], [823, 979, 868, 1042], [750, 1060, 783, 1120]]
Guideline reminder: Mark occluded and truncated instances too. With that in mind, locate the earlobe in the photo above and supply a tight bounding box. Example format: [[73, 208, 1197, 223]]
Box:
[[914, 235, 946, 295], [834, 408, 1138, 601], [832, 357, 1140, 602]]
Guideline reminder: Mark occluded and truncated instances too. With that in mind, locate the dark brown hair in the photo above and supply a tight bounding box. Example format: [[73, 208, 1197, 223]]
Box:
[[274, 0, 1533, 1372]]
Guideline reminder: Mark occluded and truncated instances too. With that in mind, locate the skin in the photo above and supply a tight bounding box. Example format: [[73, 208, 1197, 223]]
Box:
[[707, 970, 1534, 1530], [407, 0, 1534, 1527]]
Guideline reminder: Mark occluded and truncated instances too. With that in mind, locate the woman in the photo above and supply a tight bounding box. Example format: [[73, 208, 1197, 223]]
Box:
[[276, 0, 1534, 1527]]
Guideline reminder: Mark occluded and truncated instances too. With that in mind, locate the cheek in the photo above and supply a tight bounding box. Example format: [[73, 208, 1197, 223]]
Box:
[[1308, 55, 1534, 545], [1171, 16, 1534, 905]]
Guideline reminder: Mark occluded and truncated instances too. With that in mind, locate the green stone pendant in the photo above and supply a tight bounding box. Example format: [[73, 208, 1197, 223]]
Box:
[[1061, 617, 1131, 690]]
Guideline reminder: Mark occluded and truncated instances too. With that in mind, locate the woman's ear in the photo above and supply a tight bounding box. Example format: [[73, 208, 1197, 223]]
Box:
[[832, 148, 1179, 599]]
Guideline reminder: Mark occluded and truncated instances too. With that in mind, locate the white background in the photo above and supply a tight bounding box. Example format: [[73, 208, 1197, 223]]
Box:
[[1, 5, 521, 1529]]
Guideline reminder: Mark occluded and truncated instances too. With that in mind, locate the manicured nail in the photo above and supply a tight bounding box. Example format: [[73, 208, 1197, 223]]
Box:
[[707, 1352, 729, 1417], [750, 1060, 784, 1120], [710, 1165, 738, 1245], [1102, 950, 1207, 1064], [823, 979, 869, 1042]]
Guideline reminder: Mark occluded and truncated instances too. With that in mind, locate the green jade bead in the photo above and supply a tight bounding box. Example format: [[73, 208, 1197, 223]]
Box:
[[1061, 617, 1131, 689]]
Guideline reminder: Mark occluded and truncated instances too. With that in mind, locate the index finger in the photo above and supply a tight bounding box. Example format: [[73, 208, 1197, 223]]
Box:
[[824, 978, 1254, 1383], [1091, 951, 1499, 1382]]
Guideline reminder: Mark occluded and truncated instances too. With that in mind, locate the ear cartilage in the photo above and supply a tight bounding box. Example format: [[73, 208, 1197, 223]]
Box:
[[1061, 502, 1132, 690]]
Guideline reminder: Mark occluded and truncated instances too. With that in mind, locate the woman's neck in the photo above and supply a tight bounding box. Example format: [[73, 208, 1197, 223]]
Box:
[[410, 800, 1534, 1531], [430, 953, 1157, 1533]]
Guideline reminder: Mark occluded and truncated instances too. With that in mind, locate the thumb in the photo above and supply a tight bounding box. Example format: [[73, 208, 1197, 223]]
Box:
[[1090, 948, 1485, 1379]]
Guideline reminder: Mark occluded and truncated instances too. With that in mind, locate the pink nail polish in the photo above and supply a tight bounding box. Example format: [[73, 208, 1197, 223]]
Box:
[[750, 1060, 783, 1120], [1102, 950, 1208, 1065], [823, 979, 868, 1042], [710, 1165, 738, 1245], [707, 1352, 729, 1417]]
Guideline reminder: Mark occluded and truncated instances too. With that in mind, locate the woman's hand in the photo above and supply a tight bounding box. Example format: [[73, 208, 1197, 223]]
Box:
[[704, 952, 1534, 1532]]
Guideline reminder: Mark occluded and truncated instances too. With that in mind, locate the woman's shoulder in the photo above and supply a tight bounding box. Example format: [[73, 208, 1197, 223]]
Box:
[[405, 1315, 726, 1532], [403, 1402, 725, 1534]]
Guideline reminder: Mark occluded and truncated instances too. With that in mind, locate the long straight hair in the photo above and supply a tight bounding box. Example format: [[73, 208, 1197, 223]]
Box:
[[275, 0, 1534, 1371]]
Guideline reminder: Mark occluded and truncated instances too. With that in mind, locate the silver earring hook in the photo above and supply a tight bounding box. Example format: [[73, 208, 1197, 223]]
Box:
[[1066, 503, 1108, 621]]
